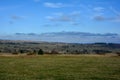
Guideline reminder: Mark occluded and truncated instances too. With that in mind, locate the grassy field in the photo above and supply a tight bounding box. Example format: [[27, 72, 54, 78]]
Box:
[[0, 55, 120, 80]]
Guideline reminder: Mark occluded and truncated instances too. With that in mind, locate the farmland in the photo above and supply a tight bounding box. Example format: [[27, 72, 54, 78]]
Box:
[[0, 55, 120, 80]]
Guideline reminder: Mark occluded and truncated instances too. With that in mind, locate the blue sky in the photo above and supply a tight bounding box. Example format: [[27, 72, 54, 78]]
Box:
[[0, 0, 120, 35]]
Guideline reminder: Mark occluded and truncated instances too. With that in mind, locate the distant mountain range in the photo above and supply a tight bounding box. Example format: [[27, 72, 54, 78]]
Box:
[[0, 32, 120, 43]]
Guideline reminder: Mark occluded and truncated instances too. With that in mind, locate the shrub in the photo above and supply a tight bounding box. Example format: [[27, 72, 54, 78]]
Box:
[[38, 49, 44, 55]]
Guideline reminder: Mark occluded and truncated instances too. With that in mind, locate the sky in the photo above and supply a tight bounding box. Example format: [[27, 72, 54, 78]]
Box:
[[0, 0, 120, 35]]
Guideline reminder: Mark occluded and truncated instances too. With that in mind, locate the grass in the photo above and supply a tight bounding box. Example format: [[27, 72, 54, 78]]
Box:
[[0, 55, 120, 80]]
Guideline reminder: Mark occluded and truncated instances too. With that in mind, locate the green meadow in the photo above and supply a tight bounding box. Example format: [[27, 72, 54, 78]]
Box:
[[0, 55, 120, 80]]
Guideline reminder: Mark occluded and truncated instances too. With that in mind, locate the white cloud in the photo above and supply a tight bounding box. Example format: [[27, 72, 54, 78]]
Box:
[[70, 11, 80, 17], [46, 15, 72, 22], [110, 6, 120, 16], [43, 2, 73, 8], [93, 15, 120, 23], [44, 2, 64, 8], [11, 15, 26, 20], [93, 15, 105, 21], [93, 7, 105, 12], [92, 7, 120, 22], [59, 15, 72, 21], [45, 16, 57, 21], [71, 22, 80, 26], [46, 11, 81, 23]]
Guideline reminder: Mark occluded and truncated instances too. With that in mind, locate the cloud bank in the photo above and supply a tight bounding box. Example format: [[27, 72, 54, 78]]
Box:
[[0, 32, 120, 43]]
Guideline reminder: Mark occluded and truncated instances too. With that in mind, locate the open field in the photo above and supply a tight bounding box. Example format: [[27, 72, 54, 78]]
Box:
[[0, 55, 120, 80]]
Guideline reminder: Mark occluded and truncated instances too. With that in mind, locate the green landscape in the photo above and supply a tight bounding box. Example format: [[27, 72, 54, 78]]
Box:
[[0, 40, 120, 80], [0, 55, 120, 80]]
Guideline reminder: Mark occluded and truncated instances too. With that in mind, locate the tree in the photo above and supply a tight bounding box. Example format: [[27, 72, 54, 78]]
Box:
[[19, 50, 24, 54], [38, 49, 44, 55]]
